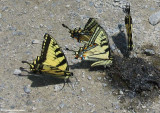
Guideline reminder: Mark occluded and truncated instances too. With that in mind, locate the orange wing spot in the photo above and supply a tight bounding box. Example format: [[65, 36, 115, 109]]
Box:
[[83, 54, 86, 57], [84, 47, 87, 50], [89, 45, 92, 47], [93, 43, 97, 46]]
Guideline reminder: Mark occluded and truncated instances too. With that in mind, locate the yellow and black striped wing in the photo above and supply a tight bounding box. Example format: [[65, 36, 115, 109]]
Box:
[[125, 5, 133, 51], [40, 33, 69, 71], [87, 25, 109, 46], [83, 18, 99, 35], [76, 25, 109, 57]]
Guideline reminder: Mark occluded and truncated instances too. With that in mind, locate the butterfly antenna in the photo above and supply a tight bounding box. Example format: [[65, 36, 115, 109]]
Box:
[[62, 24, 72, 31], [22, 61, 32, 67], [65, 47, 77, 55]]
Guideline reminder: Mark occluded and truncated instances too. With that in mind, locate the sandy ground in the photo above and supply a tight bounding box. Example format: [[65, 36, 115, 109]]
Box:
[[0, 0, 160, 113]]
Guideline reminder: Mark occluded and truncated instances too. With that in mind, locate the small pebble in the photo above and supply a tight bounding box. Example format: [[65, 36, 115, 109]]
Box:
[[12, 31, 24, 36], [119, 90, 124, 95], [144, 49, 155, 55], [59, 102, 65, 109], [110, 44, 116, 50], [13, 69, 21, 75], [2, 6, 8, 11], [8, 25, 16, 31], [149, 11, 160, 25], [82, 72, 85, 78], [24, 85, 31, 94], [81, 87, 85, 92], [97, 77, 101, 80], [76, 0, 81, 2], [66, 5, 70, 8], [87, 76, 92, 80], [89, 1, 94, 6], [114, 0, 120, 2], [54, 85, 61, 91], [40, 24, 43, 28], [32, 39, 40, 44], [102, 83, 107, 87], [142, 105, 146, 109]]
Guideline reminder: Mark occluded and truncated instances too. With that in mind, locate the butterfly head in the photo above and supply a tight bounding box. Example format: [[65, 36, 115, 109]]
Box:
[[22, 61, 39, 73], [70, 28, 83, 42], [125, 4, 130, 14]]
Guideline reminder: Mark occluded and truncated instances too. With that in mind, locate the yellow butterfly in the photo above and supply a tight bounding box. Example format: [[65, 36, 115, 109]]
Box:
[[75, 26, 113, 67], [22, 33, 73, 81], [125, 4, 133, 51], [62, 18, 99, 43]]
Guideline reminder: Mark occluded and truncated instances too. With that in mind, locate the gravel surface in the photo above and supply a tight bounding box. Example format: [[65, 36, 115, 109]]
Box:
[[0, 0, 160, 113]]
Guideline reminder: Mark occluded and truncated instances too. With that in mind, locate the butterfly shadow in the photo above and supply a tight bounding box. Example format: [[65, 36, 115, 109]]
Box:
[[69, 60, 107, 72], [19, 67, 68, 87], [112, 25, 129, 57]]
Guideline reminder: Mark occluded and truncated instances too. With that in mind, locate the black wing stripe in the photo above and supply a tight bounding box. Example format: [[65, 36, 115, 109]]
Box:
[[104, 48, 110, 52], [40, 34, 51, 62], [55, 48, 61, 52], [56, 53, 64, 57], [101, 42, 109, 47], [56, 58, 67, 68]]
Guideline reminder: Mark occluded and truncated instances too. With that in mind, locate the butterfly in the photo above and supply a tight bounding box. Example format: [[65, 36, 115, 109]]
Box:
[[125, 4, 133, 51], [75, 25, 113, 67], [62, 18, 99, 43], [22, 33, 73, 82]]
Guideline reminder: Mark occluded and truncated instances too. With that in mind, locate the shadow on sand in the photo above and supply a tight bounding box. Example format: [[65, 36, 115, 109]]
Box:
[[19, 67, 67, 87]]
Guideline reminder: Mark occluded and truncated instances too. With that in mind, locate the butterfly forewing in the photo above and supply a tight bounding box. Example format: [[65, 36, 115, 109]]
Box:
[[83, 18, 99, 34], [40, 34, 68, 71]]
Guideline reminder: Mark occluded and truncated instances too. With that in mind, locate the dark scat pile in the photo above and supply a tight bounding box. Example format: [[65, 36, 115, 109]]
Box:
[[106, 56, 160, 92]]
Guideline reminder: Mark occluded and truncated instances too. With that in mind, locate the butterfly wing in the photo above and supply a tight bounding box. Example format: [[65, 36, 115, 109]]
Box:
[[125, 4, 133, 51], [40, 33, 69, 71], [75, 26, 110, 58], [77, 26, 113, 67], [83, 18, 99, 34]]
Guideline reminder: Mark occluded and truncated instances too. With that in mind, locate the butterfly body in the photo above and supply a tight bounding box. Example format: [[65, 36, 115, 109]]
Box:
[[62, 18, 99, 43]]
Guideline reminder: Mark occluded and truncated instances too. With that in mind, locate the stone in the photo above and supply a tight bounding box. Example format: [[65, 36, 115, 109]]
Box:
[[81, 87, 85, 92], [13, 69, 21, 75], [32, 39, 40, 44], [59, 102, 65, 109], [149, 11, 160, 25], [144, 49, 155, 55], [87, 76, 92, 80], [114, 0, 120, 2], [24, 86, 31, 94]]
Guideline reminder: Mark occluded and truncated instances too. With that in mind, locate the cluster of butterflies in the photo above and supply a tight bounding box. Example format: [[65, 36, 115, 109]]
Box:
[[22, 5, 133, 84]]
